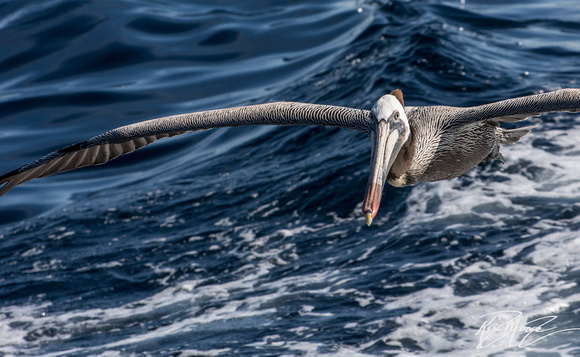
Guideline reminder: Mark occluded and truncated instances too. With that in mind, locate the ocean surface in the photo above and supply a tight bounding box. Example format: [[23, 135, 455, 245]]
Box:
[[1, 0, 580, 356]]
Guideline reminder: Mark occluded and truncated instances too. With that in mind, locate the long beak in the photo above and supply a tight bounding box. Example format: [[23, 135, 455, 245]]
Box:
[[362, 119, 405, 226]]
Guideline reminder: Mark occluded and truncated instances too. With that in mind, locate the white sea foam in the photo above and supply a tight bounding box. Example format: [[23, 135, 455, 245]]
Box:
[[370, 229, 580, 355], [0, 266, 277, 355]]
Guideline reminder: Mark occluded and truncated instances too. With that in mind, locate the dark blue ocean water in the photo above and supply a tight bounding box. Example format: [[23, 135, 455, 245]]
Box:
[[1, 0, 580, 355]]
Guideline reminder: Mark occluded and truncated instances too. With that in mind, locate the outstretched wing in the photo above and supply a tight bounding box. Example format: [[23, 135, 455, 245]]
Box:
[[0, 102, 371, 197], [453, 88, 580, 124], [440, 88, 580, 146]]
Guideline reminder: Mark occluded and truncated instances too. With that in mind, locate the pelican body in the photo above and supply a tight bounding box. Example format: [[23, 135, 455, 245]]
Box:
[[1, 89, 579, 225]]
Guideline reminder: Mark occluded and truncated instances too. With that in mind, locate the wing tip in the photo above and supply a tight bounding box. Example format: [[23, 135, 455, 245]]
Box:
[[0, 168, 24, 198]]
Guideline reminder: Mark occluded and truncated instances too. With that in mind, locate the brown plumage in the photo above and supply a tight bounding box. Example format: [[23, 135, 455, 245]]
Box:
[[388, 105, 535, 187]]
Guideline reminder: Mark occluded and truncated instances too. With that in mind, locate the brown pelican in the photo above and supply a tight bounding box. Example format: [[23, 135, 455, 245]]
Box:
[[1, 89, 579, 225]]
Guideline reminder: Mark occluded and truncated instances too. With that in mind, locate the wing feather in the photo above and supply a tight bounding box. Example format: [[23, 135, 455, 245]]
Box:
[[133, 137, 148, 149], [120, 141, 136, 154], [0, 102, 371, 197], [453, 88, 580, 124]]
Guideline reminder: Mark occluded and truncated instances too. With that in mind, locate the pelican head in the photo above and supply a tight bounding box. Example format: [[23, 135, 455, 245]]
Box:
[[362, 89, 410, 226]]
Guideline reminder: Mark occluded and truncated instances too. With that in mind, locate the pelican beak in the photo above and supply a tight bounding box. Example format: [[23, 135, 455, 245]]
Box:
[[362, 118, 405, 226]]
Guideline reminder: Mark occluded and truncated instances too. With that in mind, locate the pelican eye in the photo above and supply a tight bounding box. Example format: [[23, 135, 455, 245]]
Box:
[[394, 111, 400, 120]]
